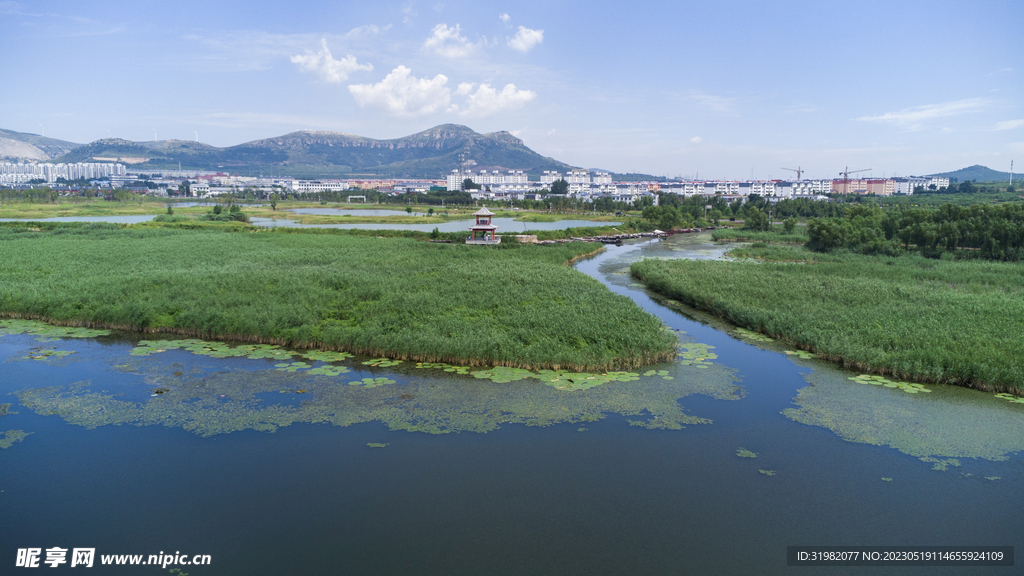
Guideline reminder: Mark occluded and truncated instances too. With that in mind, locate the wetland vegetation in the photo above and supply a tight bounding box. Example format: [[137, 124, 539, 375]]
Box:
[[631, 246, 1024, 394], [0, 224, 675, 370]]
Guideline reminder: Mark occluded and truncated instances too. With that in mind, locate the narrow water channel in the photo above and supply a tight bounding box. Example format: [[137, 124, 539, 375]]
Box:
[[1, 234, 1020, 575]]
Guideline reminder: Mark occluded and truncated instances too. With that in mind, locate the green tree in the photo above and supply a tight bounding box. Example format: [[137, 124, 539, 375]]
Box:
[[430, 227, 440, 239], [783, 217, 797, 234], [550, 179, 569, 195], [428, 207, 434, 216], [462, 178, 481, 190], [744, 206, 770, 232], [270, 193, 279, 211], [177, 182, 191, 197]]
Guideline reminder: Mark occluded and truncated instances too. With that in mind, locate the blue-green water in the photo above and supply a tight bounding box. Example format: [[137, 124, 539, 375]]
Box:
[[1, 235, 1020, 575]]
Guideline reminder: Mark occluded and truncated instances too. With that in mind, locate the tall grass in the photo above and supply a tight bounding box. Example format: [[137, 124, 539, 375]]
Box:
[[631, 247, 1024, 393], [0, 224, 675, 370]]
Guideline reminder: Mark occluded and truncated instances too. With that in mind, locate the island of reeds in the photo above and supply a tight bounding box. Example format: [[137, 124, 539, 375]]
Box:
[[630, 203, 1024, 395], [0, 223, 676, 371]]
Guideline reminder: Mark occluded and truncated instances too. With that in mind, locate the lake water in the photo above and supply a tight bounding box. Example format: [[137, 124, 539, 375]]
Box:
[[0, 216, 157, 223], [252, 216, 618, 232], [1, 234, 1020, 575]]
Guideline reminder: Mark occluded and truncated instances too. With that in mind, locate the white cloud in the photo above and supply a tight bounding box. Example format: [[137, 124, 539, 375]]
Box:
[[690, 136, 703, 143], [423, 23, 476, 57], [343, 24, 392, 38], [856, 98, 988, 125], [452, 83, 536, 118], [547, 129, 556, 135], [508, 26, 543, 52], [402, 3, 417, 25], [348, 66, 451, 117], [690, 91, 736, 115], [291, 39, 372, 83], [454, 82, 473, 96], [994, 119, 1024, 131], [499, 13, 510, 23]]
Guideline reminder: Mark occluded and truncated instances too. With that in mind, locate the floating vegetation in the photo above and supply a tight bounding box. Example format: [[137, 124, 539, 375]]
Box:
[[535, 370, 641, 391], [881, 477, 893, 482], [348, 377, 396, 388], [362, 358, 402, 368], [847, 374, 931, 394], [472, 367, 536, 384], [758, 469, 776, 476], [577, 427, 587, 432], [643, 369, 673, 380], [734, 328, 773, 343], [736, 448, 757, 458], [985, 477, 1001, 481], [994, 393, 1024, 405], [0, 319, 111, 340], [307, 366, 350, 376], [784, 350, 815, 360], [15, 355, 742, 436], [0, 404, 11, 417], [366, 443, 389, 448], [22, 349, 75, 360], [275, 362, 312, 372], [415, 362, 471, 374], [678, 342, 717, 368], [301, 350, 353, 363], [921, 457, 961, 471], [131, 339, 295, 361], [0, 430, 32, 449], [152, 388, 170, 396], [784, 371, 1024, 464]]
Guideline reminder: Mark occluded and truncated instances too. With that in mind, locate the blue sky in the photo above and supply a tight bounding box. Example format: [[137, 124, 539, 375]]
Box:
[[2, 0, 1021, 179]]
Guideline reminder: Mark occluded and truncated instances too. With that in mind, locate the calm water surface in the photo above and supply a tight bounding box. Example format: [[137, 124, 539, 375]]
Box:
[[1, 234, 1020, 575], [252, 216, 618, 232]]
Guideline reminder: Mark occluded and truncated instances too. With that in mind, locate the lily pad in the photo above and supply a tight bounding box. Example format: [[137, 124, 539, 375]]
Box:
[[22, 349, 75, 360], [735, 327, 773, 342], [348, 377, 396, 388], [758, 469, 776, 476], [362, 358, 402, 368], [0, 319, 111, 340], [301, 350, 353, 363], [847, 374, 931, 394], [784, 350, 816, 360], [736, 448, 757, 458]]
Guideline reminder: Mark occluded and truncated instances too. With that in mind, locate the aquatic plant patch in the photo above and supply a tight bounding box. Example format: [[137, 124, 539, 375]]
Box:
[[736, 448, 757, 458], [131, 340, 295, 360], [678, 342, 717, 368], [415, 362, 472, 374], [733, 328, 773, 343], [784, 350, 815, 360], [0, 430, 32, 449], [848, 374, 932, 394], [362, 358, 403, 368], [301, 350, 353, 363], [758, 469, 776, 476], [783, 371, 1024, 463], [348, 377, 396, 388], [0, 319, 110, 340], [15, 352, 742, 436], [643, 369, 673, 380], [22, 349, 75, 360], [994, 393, 1024, 405]]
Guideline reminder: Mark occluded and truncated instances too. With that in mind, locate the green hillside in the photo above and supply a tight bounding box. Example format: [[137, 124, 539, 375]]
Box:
[[53, 124, 576, 178], [928, 165, 1013, 183]]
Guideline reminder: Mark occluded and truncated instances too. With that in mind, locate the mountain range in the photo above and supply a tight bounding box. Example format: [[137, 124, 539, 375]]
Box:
[[0, 125, 575, 179]]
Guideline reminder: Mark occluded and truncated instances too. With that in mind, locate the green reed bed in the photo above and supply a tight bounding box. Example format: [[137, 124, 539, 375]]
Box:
[[631, 247, 1024, 393], [711, 227, 808, 244], [0, 224, 675, 370]]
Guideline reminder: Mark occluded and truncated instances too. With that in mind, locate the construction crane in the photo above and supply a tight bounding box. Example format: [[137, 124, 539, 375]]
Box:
[[781, 167, 804, 180], [838, 166, 872, 194]]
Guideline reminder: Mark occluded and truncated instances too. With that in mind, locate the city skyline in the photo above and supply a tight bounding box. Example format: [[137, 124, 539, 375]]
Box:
[[1, 0, 1021, 180]]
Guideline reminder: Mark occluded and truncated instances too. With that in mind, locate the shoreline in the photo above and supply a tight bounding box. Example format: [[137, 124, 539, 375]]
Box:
[[0, 310, 676, 371]]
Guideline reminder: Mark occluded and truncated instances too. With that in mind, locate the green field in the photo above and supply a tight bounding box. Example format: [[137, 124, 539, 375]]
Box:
[[631, 247, 1024, 393], [0, 224, 675, 370]]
